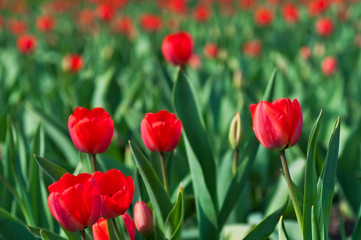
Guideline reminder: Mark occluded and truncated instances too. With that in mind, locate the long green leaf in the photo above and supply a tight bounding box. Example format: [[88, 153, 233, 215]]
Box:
[[303, 110, 323, 239], [34, 155, 68, 181], [317, 117, 341, 239], [172, 68, 217, 203], [26, 226, 67, 240], [311, 205, 320, 240], [0, 208, 36, 240], [165, 185, 184, 240], [107, 219, 118, 240], [218, 68, 277, 228], [129, 141, 172, 228], [243, 199, 288, 240], [278, 216, 290, 240], [352, 206, 361, 240]]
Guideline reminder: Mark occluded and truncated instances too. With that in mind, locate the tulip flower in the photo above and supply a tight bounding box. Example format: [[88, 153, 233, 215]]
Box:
[[203, 43, 218, 59], [282, 3, 299, 23], [17, 34, 37, 54], [139, 13, 163, 32], [97, 4, 114, 22], [92, 169, 134, 219], [193, 5, 211, 22], [141, 110, 182, 193], [8, 19, 27, 35], [134, 201, 154, 236], [92, 214, 136, 240], [36, 15, 56, 32], [254, 8, 274, 26], [68, 107, 114, 154], [48, 173, 101, 232], [243, 40, 262, 57], [250, 98, 302, 151], [62, 54, 84, 73], [141, 110, 182, 153], [299, 46, 312, 60], [161, 32, 194, 66], [322, 56, 337, 76], [315, 17, 334, 37], [250, 98, 303, 232]]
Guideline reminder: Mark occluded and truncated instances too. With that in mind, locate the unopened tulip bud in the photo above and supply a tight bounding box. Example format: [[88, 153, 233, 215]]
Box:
[[229, 112, 243, 150], [134, 201, 154, 236]]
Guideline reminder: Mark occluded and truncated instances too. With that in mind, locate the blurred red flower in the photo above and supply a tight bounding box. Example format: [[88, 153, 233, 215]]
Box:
[[162, 32, 194, 66], [188, 54, 202, 70], [97, 4, 115, 22], [193, 5, 211, 22], [299, 46, 312, 60], [62, 54, 84, 73], [92, 214, 135, 240], [282, 3, 299, 23], [322, 56, 337, 76], [203, 43, 219, 59], [239, 0, 254, 10], [77, 9, 97, 30], [254, 8, 274, 26], [36, 15, 56, 32], [315, 17, 334, 37], [8, 19, 27, 35], [308, 0, 329, 16], [113, 16, 135, 39], [17, 34, 37, 54], [243, 40, 262, 57], [139, 14, 163, 32]]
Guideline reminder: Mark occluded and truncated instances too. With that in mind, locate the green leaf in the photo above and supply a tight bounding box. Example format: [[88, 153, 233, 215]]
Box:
[[278, 216, 290, 240], [91, 67, 115, 108], [311, 205, 320, 240], [40, 230, 50, 240], [0, 208, 36, 240], [172, 68, 217, 203], [26, 226, 67, 240], [129, 141, 172, 228], [316, 117, 341, 238], [243, 199, 288, 240], [165, 185, 184, 240], [183, 136, 219, 239], [107, 219, 119, 240], [303, 110, 323, 239], [352, 206, 361, 240], [34, 155, 68, 181], [218, 68, 277, 228]]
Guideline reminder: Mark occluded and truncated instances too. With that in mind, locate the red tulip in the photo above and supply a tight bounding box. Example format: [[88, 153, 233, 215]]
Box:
[[92, 169, 134, 219], [254, 8, 273, 26], [92, 214, 135, 240], [7, 19, 27, 35], [299, 46, 312, 60], [321, 56, 337, 76], [239, 0, 255, 10], [36, 15, 56, 32], [139, 14, 163, 32], [141, 110, 182, 153], [250, 98, 302, 150], [315, 17, 334, 37], [243, 40, 262, 57], [97, 4, 114, 22], [282, 3, 299, 23], [193, 5, 211, 22], [113, 16, 135, 39], [308, 0, 329, 16], [134, 201, 154, 235], [17, 35, 37, 54], [48, 173, 101, 232], [161, 32, 194, 66], [203, 43, 218, 59], [68, 107, 114, 154], [188, 53, 202, 70], [62, 54, 84, 73]]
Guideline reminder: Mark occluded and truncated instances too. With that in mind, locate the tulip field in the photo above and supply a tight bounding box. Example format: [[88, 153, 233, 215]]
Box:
[[2, 0, 361, 239]]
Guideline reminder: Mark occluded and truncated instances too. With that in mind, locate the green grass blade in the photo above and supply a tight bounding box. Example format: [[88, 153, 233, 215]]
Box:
[[278, 215, 290, 240], [165, 185, 184, 240], [34, 155, 68, 181]]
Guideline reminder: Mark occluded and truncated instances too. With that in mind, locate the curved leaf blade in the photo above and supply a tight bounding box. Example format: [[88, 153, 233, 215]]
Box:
[[34, 155, 68, 181]]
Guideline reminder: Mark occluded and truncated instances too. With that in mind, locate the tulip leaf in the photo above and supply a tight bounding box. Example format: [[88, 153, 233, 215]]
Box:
[[164, 185, 184, 240], [243, 199, 288, 240], [0, 208, 36, 240], [278, 216, 290, 240], [107, 219, 119, 240], [352, 206, 361, 240], [129, 141, 172, 228], [115, 216, 131, 240], [303, 110, 323, 239], [172, 68, 217, 203], [311, 205, 320, 240], [34, 155, 68, 181], [26, 226, 67, 240], [218, 68, 277, 228], [316, 117, 341, 239], [183, 136, 219, 239]]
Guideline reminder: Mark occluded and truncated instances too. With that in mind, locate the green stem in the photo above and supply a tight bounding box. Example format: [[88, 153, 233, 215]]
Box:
[[160, 153, 169, 195], [280, 150, 303, 233], [80, 230, 87, 240], [232, 149, 239, 176], [111, 218, 123, 240], [90, 154, 97, 172]]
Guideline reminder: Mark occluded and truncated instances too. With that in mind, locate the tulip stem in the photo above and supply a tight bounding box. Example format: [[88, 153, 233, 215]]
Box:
[[80, 230, 87, 240], [232, 149, 239, 176], [90, 154, 97, 172], [160, 153, 169, 195], [279, 150, 303, 233]]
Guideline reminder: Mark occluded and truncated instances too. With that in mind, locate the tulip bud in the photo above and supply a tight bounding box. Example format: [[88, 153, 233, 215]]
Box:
[[229, 112, 243, 150], [134, 201, 154, 236]]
